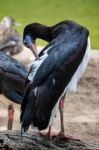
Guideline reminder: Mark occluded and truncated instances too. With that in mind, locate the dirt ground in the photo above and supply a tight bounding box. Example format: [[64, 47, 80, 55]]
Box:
[[0, 48, 99, 148]]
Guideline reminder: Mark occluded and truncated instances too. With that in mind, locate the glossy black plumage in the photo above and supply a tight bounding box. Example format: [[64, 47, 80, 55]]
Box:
[[21, 20, 89, 131], [0, 52, 28, 104]]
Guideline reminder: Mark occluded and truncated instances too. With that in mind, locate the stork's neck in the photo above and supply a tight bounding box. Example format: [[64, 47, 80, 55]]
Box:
[[32, 22, 68, 42], [24, 20, 82, 43], [29, 23, 52, 42], [24, 22, 66, 42]]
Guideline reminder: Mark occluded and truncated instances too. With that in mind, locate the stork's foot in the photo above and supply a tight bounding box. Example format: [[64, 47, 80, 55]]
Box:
[[39, 131, 77, 140], [52, 132, 77, 140]]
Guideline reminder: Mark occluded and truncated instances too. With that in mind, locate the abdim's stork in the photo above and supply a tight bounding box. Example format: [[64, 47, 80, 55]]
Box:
[[0, 52, 28, 104], [21, 20, 90, 139]]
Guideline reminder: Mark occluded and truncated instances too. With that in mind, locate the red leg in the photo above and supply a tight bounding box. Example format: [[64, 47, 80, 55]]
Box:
[[52, 94, 78, 140], [39, 126, 52, 139], [40, 94, 78, 140], [7, 104, 14, 130]]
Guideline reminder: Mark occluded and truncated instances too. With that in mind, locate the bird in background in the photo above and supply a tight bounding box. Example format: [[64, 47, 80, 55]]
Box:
[[0, 51, 28, 104], [21, 20, 90, 140], [0, 16, 23, 55]]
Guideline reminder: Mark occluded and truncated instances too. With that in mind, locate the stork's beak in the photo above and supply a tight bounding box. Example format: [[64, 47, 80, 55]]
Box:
[[29, 43, 38, 58]]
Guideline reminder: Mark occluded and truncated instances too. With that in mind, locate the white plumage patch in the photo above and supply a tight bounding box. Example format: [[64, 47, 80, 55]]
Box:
[[68, 37, 90, 92], [53, 78, 55, 86], [28, 46, 52, 81], [34, 87, 38, 96]]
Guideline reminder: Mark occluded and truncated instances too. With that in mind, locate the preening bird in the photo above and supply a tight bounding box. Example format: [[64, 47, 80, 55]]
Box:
[[0, 51, 28, 104], [21, 20, 90, 139], [0, 16, 23, 55]]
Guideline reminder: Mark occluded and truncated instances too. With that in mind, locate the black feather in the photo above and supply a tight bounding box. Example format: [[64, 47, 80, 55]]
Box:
[[0, 52, 28, 104]]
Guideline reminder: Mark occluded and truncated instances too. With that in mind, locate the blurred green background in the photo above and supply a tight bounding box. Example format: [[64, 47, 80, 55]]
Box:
[[0, 0, 99, 48]]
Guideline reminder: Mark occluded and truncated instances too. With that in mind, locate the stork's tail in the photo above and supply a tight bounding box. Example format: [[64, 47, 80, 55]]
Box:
[[20, 84, 36, 131]]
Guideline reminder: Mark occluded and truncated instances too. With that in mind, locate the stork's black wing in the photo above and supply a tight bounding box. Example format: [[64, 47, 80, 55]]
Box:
[[31, 28, 88, 87]]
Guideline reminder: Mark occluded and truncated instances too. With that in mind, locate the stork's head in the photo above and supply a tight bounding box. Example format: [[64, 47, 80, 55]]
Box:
[[23, 25, 38, 58]]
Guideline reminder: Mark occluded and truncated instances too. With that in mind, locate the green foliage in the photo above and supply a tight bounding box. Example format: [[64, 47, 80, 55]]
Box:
[[0, 0, 99, 48]]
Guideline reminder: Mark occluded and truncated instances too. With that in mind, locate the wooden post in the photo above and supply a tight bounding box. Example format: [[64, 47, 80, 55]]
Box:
[[7, 104, 14, 130]]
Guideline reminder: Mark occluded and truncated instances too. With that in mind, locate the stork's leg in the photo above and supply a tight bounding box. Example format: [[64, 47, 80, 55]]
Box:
[[39, 100, 59, 139], [52, 94, 77, 140], [40, 94, 68, 139], [47, 126, 52, 139], [59, 95, 65, 136], [39, 95, 65, 139], [59, 94, 73, 139], [7, 104, 14, 130], [39, 125, 52, 139]]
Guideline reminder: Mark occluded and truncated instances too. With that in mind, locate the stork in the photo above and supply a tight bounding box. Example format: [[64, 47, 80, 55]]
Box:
[[21, 20, 90, 139]]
